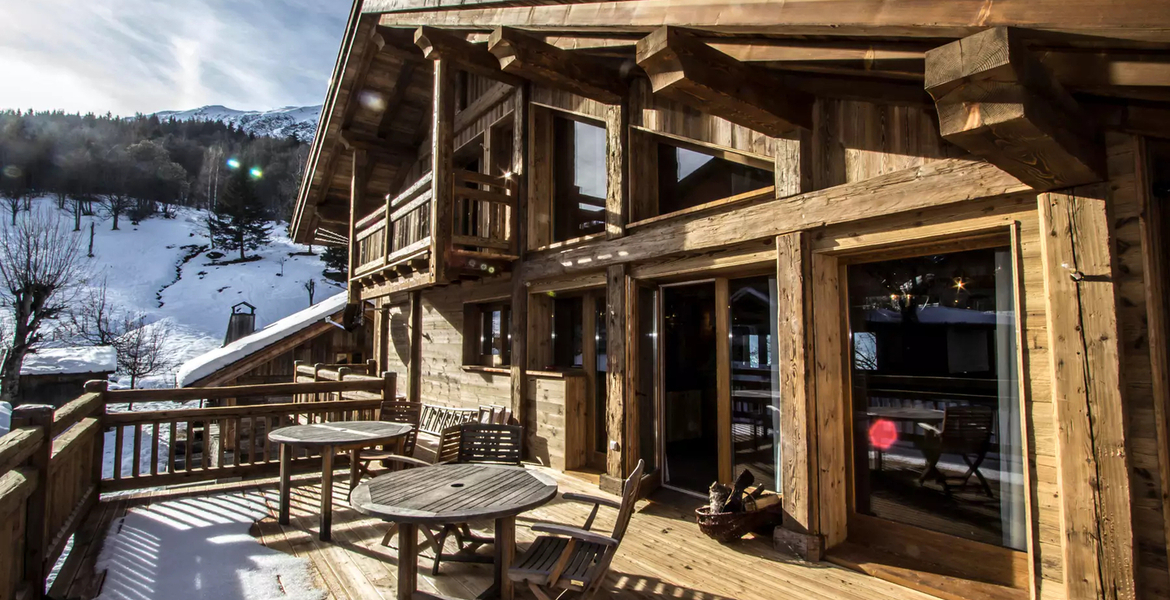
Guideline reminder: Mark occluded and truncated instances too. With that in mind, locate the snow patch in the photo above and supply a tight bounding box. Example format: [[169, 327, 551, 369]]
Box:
[[175, 292, 347, 387], [20, 346, 117, 376], [94, 491, 325, 600], [0, 402, 10, 436]]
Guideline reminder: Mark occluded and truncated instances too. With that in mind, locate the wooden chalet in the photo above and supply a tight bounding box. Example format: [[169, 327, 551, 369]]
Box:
[[3, 3, 1170, 600], [286, 2, 1170, 599]]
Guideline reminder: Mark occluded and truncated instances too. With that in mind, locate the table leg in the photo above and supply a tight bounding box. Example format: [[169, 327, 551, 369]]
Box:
[[320, 445, 334, 542], [398, 523, 418, 600], [349, 448, 361, 497], [278, 443, 291, 525], [494, 516, 515, 600]]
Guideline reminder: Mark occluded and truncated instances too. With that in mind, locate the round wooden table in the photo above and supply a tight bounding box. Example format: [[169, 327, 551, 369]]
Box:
[[352, 464, 558, 600], [269, 420, 412, 541]]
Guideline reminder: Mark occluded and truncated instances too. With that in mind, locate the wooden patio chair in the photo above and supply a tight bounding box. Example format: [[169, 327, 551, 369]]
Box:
[[917, 405, 996, 497], [356, 400, 421, 479], [509, 459, 645, 600], [378, 422, 524, 575]]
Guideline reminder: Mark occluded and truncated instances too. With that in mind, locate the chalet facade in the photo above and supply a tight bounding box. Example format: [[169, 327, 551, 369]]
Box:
[[289, 2, 1170, 599]]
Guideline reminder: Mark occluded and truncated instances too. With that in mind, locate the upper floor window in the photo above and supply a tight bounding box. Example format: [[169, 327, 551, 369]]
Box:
[[657, 142, 773, 216], [553, 115, 606, 242]]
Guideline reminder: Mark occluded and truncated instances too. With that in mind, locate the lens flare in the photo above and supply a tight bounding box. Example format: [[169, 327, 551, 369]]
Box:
[[226, 158, 241, 169], [358, 90, 387, 112], [868, 419, 898, 451], [249, 167, 263, 179], [1, 165, 21, 179]]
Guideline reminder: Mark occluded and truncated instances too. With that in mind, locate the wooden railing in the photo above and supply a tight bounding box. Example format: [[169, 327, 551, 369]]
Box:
[[452, 169, 516, 255], [0, 391, 104, 600], [353, 172, 434, 278], [100, 375, 396, 493]]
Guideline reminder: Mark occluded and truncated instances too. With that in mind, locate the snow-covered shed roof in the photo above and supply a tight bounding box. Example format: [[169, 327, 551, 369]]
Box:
[[176, 292, 348, 387], [20, 346, 118, 376]]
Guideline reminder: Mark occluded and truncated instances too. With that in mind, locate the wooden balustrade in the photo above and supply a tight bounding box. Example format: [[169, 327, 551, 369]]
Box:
[[352, 172, 434, 280], [452, 169, 516, 254]]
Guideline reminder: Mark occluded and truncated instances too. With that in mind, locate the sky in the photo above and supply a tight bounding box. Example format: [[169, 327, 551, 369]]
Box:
[[0, 0, 352, 116]]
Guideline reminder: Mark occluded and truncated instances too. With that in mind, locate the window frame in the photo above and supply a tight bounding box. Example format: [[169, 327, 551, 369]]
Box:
[[463, 300, 512, 368], [528, 106, 610, 251]]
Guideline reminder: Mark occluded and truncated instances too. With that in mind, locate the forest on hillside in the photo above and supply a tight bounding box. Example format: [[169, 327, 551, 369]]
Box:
[[0, 110, 309, 224]]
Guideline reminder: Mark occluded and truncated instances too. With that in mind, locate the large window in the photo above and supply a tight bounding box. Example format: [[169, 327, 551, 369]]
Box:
[[552, 296, 585, 369], [553, 116, 607, 241], [847, 247, 1025, 550], [464, 301, 511, 367], [658, 142, 772, 216], [729, 276, 780, 493]]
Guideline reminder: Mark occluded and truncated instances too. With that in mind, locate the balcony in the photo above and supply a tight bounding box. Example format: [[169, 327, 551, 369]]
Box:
[[350, 169, 518, 297]]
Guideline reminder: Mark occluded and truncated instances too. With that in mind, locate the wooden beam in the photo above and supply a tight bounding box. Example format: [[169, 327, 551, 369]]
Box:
[[715, 277, 732, 484], [373, 1, 1170, 45], [339, 129, 415, 159], [605, 100, 628, 238], [414, 26, 525, 87], [925, 27, 1104, 191], [348, 149, 369, 305], [377, 60, 421, 139], [510, 84, 530, 426], [522, 158, 1031, 281], [604, 263, 628, 482], [775, 232, 818, 538], [430, 58, 456, 284], [489, 26, 626, 105], [1038, 184, 1137, 600], [636, 27, 814, 135], [374, 25, 426, 62], [407, 290, 423, 403]]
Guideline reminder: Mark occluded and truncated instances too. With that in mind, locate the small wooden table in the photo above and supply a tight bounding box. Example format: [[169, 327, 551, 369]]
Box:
[[269, 420, 412, 541], [351, 464, 558, 600]]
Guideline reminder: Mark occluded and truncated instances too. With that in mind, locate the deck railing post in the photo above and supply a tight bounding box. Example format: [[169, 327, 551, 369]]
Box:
[[85, 380, 109, 494], [381, 371, 398, 406], [13, 404, 54, 600]]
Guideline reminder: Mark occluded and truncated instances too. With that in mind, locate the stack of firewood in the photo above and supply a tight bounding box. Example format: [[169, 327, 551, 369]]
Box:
[[708, 469, 779, 513]]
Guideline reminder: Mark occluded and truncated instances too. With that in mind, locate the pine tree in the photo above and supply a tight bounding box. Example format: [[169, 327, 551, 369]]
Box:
[[207, 168, 271, 260], [321, 244, 348, 281]]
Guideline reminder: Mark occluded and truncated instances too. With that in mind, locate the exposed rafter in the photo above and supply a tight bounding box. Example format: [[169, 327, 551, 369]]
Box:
[[374, 25, 426, 62], [488, 26, 627, 104], [636, 27, 814, 134], [926, 27, 1104, 190], [414, 26, 524, 87], [339, 129, 415, 159]]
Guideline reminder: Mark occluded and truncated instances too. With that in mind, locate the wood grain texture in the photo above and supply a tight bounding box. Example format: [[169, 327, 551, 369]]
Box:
[[605, 264, 627, 479], [489, 27, 626, 105], [1038, 184, 1136, 600], [413, 26, 523, 87]]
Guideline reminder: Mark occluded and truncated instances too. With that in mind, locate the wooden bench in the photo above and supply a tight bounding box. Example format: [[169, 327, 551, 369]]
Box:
[[413, 404, 513, 461]]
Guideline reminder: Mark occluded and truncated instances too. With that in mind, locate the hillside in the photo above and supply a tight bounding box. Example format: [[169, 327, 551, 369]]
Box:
[[153, 105, 322, 142], [24, 197, 343, 388]]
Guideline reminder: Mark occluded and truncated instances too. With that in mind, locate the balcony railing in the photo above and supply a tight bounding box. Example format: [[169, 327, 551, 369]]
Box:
[[350, 168, 517, 291]]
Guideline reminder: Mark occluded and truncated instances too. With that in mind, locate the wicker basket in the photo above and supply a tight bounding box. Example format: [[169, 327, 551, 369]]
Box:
[[695, 502, 780, 543]]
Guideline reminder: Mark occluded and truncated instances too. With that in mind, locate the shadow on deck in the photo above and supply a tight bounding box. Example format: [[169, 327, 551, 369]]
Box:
[[59, 467, 939, 600]]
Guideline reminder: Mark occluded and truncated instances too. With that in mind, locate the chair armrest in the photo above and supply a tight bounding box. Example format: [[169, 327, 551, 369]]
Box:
[[562, 492, 621, 510], [531, 523, 618, 547], [380, 455, 433, 468], [918, 422, 941, 435]]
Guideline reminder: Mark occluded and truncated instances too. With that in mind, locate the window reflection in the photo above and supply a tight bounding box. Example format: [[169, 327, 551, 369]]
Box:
[[729, 277, 780, 492], [658, 143, 772, 216], [554, 117, 606, 241], [848, 247, 1025, 550]]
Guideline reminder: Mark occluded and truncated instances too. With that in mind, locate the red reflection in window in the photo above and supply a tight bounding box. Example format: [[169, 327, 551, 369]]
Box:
[[869, 419, 898, 450]]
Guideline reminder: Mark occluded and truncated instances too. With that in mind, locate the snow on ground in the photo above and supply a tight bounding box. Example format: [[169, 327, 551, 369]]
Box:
[[15, 196, 344, 388], [21, 346, 117, 375], [94, 491, 325, 600], [177, 291, 346, 386], [0, 402, 10, 436]]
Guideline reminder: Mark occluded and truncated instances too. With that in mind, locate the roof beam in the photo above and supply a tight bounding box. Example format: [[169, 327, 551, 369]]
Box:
[[339, 129, 416, 159], [372, 0, 1170, 46], [637, 27, 814, 135], [926, 27, 1104, 191], [488, 26, 627, 104], [374, 26, 426, 62], [414, 26, 525, 87]]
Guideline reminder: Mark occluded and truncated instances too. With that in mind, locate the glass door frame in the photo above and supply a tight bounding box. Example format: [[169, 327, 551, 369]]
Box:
[[832, 229, 1035, 592]]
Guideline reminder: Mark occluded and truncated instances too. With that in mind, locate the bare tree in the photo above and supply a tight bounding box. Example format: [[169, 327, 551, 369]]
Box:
[[1, 191, 25, 225], [115, 315, 175, 388], [100, 193, 135, 231], [0, 210, 87, 402], [304, 278, 316, 305]]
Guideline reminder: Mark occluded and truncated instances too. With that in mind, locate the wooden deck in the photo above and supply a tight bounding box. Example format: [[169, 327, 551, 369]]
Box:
[[57, 467, 942, 600]]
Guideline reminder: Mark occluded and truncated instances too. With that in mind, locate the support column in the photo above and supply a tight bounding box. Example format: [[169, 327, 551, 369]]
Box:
[[510, 84, 530, 425], [407, 290, 423, 404], [605, 99, 629, 239], [1039, 184, 1137, 600], [430, 57, 455, 284], [347, 149, 368, 310], [602, 263, 629, 492]]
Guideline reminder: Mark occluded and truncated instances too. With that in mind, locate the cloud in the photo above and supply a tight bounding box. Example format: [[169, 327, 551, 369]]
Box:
[[0, 0, 350, 115]]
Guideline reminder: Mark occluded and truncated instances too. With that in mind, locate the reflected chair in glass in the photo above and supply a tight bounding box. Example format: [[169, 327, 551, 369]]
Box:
[[917, 406, 996, 497]]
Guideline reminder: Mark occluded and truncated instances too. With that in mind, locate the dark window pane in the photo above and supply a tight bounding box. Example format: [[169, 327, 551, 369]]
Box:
[[595, 296, 608, 453], [658, 143, 772, 215], [847, 247, 1025, 550], [553, 117, 606, 241], [730, 276, 780, 492], [553, 297, 584, 369]]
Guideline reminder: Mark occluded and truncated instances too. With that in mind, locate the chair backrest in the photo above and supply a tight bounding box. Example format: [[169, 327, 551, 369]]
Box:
[[940, 406, 995, 451], [478, 404, 513, 425], [610, 459, 645, 542], [419, 404, 481, 435], [379, 400, 422, 456], [435, 424, 463, 464], [456, 422, 523, 465]]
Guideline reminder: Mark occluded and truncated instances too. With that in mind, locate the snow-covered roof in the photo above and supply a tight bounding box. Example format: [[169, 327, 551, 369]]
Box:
[[176, 292, 348, 387], [20, 346, 117, 376]]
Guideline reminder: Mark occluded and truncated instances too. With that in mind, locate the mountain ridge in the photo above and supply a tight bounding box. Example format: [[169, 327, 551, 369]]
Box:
[[153, 104, 321, 142]]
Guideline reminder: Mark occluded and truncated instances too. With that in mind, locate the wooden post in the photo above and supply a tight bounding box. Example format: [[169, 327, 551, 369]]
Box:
[[348, 149, 368, 305], [407, 290, 423, 404], [397, 522, 418, 600], [510, 84, 530, 428], [603, 264, 628, 490], [320, 446, 334, 542], [605, 99, 629, 240], [84, 380, 108, 494], [381, 371, 398, 403], [13, 404, 53, 600], [1038, 185, 1137, 600], [430, 57, 455, 284], [774, 233, 823, 558], [279, 443, 292, 525], [715, 277, 732, 484]]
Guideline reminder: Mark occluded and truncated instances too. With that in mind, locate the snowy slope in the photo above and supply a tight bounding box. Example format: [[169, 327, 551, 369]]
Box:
[[19, 197, 344, 388], [153, 105, 321, 142]]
